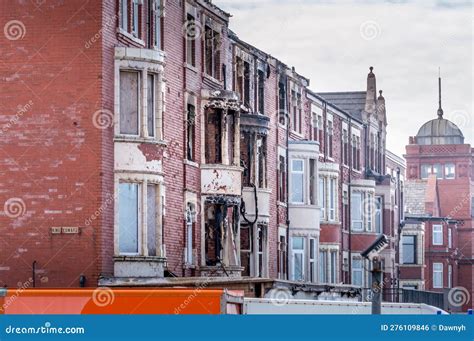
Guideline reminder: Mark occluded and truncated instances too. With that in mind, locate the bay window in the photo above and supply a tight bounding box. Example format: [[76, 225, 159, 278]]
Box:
[[319, 250, 327, 283], [319, 177, 326, 218], [375, 196, 383, 233], [329, 178, 336, 221], [117, 181, 162, 257]]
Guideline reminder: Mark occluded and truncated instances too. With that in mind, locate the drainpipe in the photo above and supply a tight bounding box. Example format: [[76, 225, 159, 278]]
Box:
[[32, 261, 37, 288], [396, 167, 402, 300], [348, 118, 352, 284]]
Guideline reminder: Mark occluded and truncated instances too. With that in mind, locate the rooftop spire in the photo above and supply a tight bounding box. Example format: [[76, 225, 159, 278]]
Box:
[[437, 68, 443, 119]]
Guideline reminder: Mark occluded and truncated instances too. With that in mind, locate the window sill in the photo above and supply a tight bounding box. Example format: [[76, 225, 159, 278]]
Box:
[[202, 73, 223, 86], [277, 201, 288, 208], [290, 130, 304, 138], [114, 136, 167, 146], [184, 159, 199, 168], [117, 28, 146, 47], [184, 63, 199, 73], [352, 169, 362, 174]]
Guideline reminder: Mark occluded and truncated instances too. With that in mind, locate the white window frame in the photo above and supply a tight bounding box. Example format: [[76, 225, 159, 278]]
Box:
[[448, 264, 452, 288], [351, 256, 363, 286], [328, 178, 336, 221], [330, 251, 337, 284], [120, 0, 129, 31], [448, 228, 452, 248], [433, 263, 443, 288], [445, 163, 455, 179], [319, 250, 327, 283], [290, 159, 305, 204], [131, 0, 140, 37], [375, 196, 383, 234], [319, 177, 326, 219], [154, 0, 162, 48], [309, 238, 317, 283], [432, 224, 443, 246], [185, 204, 196, 265], [351, 192, 363, 231], [291, 237, 305, 281], [366, 193, 373, 232]]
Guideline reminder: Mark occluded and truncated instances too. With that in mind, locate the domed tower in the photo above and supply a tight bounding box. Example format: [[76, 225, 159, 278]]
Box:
[[403, 75, 473, 308]]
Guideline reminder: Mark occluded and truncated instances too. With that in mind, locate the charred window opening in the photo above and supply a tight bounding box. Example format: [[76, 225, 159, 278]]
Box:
[[205, 109, 222, 164], [186, 103, 196, 161], [240, 133, 267, 188], [278, 80, 287, 125], [205, 26, 221, 80], [278, 235, 288, 279], [186, 14, 196, 66], [235, 58, 251, 106], [204, 203, 238, 266], [205, 108, 237, 165], [240, 224, 251, 276], [278, 154, 287, 202], [257, 70, 265, 114]]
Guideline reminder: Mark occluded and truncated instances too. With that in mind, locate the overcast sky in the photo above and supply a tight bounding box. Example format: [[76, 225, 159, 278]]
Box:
[[213, 0, 473, 157]]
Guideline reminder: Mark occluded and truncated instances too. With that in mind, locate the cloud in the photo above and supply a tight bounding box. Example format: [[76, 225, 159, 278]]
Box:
[[214, 0, 473, 156]]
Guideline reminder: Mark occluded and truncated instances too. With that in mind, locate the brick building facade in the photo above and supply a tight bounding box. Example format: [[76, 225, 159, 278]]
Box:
[[1, 0, 406, 298], [403, 80, 473, 309]]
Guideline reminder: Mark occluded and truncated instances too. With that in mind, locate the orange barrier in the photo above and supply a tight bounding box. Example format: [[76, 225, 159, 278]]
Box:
[[0, 288, 243, 315]]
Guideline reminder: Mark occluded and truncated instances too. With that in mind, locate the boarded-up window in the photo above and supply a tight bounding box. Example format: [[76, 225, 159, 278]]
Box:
[[120, 71, 140, 135], [186, 14, 196, 66], [119, 183, 139, 254], [187, 103, 196, 161], [147, 184, 157, 256], [205, 109, 222, 164], [147, 74, 155, 137]]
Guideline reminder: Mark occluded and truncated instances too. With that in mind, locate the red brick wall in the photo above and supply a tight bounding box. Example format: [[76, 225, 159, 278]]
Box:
[[0, 0, 106, 287]]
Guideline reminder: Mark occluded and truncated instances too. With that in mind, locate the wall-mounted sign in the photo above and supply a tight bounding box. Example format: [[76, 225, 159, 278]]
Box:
[[51, 227, 80, 235]]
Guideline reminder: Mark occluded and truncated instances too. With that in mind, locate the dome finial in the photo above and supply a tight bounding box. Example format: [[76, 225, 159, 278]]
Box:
[[437, 68, 443, 119], [369, 66, 373, 73]]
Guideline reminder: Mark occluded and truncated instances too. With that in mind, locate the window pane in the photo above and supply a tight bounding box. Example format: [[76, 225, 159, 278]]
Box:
[[292, 237, 304, 250], [147, 74, 155, 137], [420, 164, 430, 179], [433, 164, 442, 179], [147, 184, 157, 256], [294, 253, 303, 281], [402, 235, 415, 264], [445, 163, 455, 179], [120, 71, 139, 135], [291, 160, 304, 203], [119, 183, 139, 254]]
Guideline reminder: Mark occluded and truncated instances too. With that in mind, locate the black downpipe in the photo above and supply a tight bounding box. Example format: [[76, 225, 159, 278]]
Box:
[[32, 261, 37, 288]]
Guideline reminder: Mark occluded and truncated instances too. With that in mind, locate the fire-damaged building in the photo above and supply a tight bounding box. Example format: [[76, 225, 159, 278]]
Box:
[[1, 0, 408, 299]]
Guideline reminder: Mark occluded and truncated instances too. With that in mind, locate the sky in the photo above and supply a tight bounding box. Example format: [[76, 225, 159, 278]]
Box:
[[213, 0, 473, 157]]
